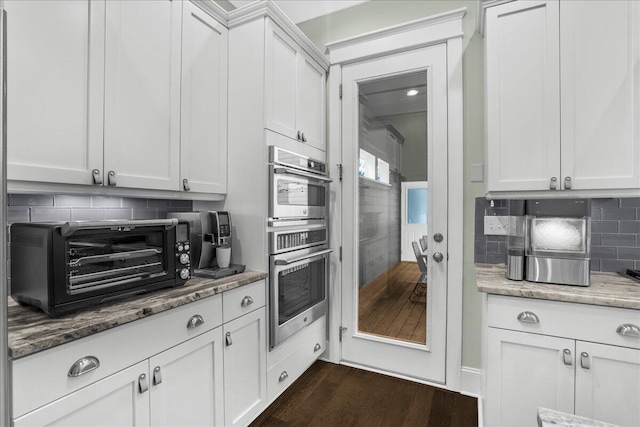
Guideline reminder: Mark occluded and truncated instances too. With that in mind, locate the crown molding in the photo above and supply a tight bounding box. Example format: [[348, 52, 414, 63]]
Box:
[[190, 0, 229, 27], [227, 0, 330, 70]]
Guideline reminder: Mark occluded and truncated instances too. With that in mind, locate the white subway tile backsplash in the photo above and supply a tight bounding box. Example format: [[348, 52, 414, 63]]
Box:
[[132, 208, 158, 220], [31, 207, 71, 222], [54, 195, 92, 207], [91, 196, 122, 208], [104, 208, 134, 220], [10, 194, 54, 207], [71, 208, 106, 221], [7, 207, 30, 224], [121, 198, 149, 208]]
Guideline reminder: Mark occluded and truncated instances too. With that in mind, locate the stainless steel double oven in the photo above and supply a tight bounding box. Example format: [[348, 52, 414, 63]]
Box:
[[268, 146, 332, 348]]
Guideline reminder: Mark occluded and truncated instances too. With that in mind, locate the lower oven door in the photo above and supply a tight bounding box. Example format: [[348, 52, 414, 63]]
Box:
[[269, 246, 332, 349]]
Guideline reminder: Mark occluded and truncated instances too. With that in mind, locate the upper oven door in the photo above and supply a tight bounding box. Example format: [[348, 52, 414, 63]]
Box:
[[269, 164, 331, 220]]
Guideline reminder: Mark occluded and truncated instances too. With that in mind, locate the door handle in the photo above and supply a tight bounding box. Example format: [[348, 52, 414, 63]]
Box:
[[550, 177, 557, 190], [562, 349, 573, 366], [580, 352, 590, 369], [92, 169, 103, 185], [564, 176, 572, 190], [432, 252, 444, 263], [138, 373, 149, 393], [183, 178, 190, 191], [225, 332, 232, 346], [153, 366, 162, 385], [107, 170, 116, 186]]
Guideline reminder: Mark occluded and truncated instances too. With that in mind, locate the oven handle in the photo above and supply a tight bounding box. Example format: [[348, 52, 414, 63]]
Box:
[[274, 248, 333, 265], [61, 219, 178, 236], [273, 166, 333, 183]]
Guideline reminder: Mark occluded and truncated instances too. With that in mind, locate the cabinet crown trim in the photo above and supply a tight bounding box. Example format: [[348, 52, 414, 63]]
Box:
[[190, 0, 229, 26], [227, 0, 329, 70], [476, 0, 514, 36]]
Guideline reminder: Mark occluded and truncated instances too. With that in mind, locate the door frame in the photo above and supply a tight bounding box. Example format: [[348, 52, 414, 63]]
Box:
[[325, 9, 465, 391]]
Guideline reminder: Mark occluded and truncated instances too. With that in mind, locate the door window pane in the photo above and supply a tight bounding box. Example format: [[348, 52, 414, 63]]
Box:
[[407, 188, 428, 224]]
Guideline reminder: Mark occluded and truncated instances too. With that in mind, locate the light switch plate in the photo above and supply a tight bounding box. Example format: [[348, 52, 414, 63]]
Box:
[[484, 215, 509, 235], [471, 164, 484, 182]]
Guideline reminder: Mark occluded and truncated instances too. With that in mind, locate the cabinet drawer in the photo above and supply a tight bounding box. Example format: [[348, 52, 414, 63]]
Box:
[[267, 318, 326, 402], [222, 280, 266, 323], [487, 295, 640, 350], [12, 294, 222, 418]]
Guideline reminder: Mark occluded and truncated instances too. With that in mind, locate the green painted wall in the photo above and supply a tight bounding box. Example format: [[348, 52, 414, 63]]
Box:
[[297, 0, 486, 369]]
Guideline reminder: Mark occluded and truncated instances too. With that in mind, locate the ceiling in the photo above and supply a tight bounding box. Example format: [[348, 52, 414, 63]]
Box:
[[228, 0, 369, 24], [360, 72, 428, 118]]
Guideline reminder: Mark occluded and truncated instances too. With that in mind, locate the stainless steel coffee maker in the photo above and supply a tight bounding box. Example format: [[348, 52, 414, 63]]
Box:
[[167, 211, 245, 279], [524, 199, 591, 286]]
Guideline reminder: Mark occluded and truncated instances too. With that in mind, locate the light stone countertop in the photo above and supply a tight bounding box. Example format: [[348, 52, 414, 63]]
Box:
[[537, 408, 617, 427], [476, 264, 640, 310], [8, 270, 268, 359]]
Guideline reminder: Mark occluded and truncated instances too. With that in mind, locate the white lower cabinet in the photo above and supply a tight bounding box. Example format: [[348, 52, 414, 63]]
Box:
[[13, 361, 150, 427], [223, 307, 267, 427], [485, 295, 640, 426]]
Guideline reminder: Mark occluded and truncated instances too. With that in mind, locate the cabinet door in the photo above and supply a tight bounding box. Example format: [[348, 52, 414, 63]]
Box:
[[6, 0, 105, 185], [13, 361, 150, 427], [223, 307, 267, 427], [297, 50, 326, 151], [180, 2, 228, 194], [149, 328, 224, 427], [265, 20, 299, 142], [486, 328, 575, 427], [485, 0, 561, 192], [575, 341, 640, 426], [104, 0, 182, 191], [560, 1, 640, 191]]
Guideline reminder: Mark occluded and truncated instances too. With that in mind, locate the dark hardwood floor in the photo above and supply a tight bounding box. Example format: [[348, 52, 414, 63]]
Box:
[[251, 361, 477, 427], [358, 262, 426, 344]]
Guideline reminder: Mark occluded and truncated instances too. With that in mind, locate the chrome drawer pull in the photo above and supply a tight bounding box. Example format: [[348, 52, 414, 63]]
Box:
[[314, 343, 322, 352], [241, 296, 254, 307], [580, 352, 590, 370], [562, 349, 573, 366], [517, 311, 540, 324], [138, 373, 149, 393], [616, 323, 640, 338], [68, 356, 100, 377], [279, 371, 289, 383], [187, 314, 204, 329], [92, 168, 102, 185], [107, 170, 116, 186], [153, 366, 162, 385], [226, 332, 233, 346]]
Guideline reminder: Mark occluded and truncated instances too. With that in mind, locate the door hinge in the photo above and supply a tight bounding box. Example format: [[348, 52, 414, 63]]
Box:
[[337, 163, 343, 182], [339, 326, 347, 342], [339, 246, 342, 262], [339, 84, 343, 100]]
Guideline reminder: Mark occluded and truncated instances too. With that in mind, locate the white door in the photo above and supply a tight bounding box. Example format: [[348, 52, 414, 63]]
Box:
[[13, 361, 150, 427], [180, 1, 228, 194], [574, 341, 640, 426], [149, 328, 224, 427], [104, 0, 182, 191], [560, 0, 640, 191], [223, 307, 267, 427], [486, 328, 575, 427], [6, 0, 105, 186], [341, 44, 448, 382], [401, 181, 428, 262]]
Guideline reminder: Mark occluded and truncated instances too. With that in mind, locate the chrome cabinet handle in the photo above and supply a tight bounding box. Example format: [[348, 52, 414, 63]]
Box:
[[279, 371, 289, 382], [186, 314, 204, 329], [297, 131, 301, 141], [550, 177, 557, 190], [562, 349, 573, 366], [241, 296, 254, 307], [138, 373, 149, 393], [432, 252, 444, 263], [616, 323, 640, 338], [68, 356, 100, 377], [301, 132, 306, 142], [314, 343, 322, 352], [225, 332, 232, 346], [92, 169, 103, 185], [153, 366, 162, 385], [107, 170, 116, 186], [517, 311, 540, 324], [564, 176, 572, 190], [183, 178, 190, 191], [580, 352, 590, 370]]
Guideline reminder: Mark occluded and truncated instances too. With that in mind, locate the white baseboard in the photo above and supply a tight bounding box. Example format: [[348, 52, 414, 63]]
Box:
[[460, 366, 482, 398]]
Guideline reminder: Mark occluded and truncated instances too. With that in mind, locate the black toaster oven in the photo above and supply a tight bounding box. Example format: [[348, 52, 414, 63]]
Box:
[[10, 219, 191, 316]]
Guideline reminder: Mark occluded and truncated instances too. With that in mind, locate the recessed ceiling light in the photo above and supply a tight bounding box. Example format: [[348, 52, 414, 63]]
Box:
[[406, 89, 419, 97]]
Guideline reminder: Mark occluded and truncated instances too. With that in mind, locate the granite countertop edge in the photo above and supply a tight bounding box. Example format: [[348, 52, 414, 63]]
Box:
[[8, 270, 268, 360], [476, 263, 640, 310]]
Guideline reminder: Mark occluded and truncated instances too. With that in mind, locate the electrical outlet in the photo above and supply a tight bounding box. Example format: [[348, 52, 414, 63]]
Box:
[[484, 216, 509, 236]]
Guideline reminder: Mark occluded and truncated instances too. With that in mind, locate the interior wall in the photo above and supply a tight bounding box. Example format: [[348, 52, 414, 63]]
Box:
[[297, 0, 485, 369], [380, 113, 428, 182]]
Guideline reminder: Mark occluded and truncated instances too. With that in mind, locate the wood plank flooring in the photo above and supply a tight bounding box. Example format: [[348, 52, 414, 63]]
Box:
[[251, 361, 478, 427], [358, 262, 426, 344]]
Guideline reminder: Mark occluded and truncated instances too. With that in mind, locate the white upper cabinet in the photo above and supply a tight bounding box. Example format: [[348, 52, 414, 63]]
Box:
[[485, 0, 560, 192], [265, 20, 326, 151], [103, 0, 182, 191], [485, 0, 640, 195], [6, 0, 105, 186], [560, 1, 640, 191], [180, 1, 229, 194]]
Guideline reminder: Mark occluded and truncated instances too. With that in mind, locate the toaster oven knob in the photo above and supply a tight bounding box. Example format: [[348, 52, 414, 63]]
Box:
[[179, 253, 190, 265], [184, 244, 190, 251], [178, 244, 184, 252], [180, 268, 190, 280]]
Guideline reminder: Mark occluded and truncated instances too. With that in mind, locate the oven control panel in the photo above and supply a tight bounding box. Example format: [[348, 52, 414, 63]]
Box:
[[175, 222, 191, 282], [272, 228, 327, 253]]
